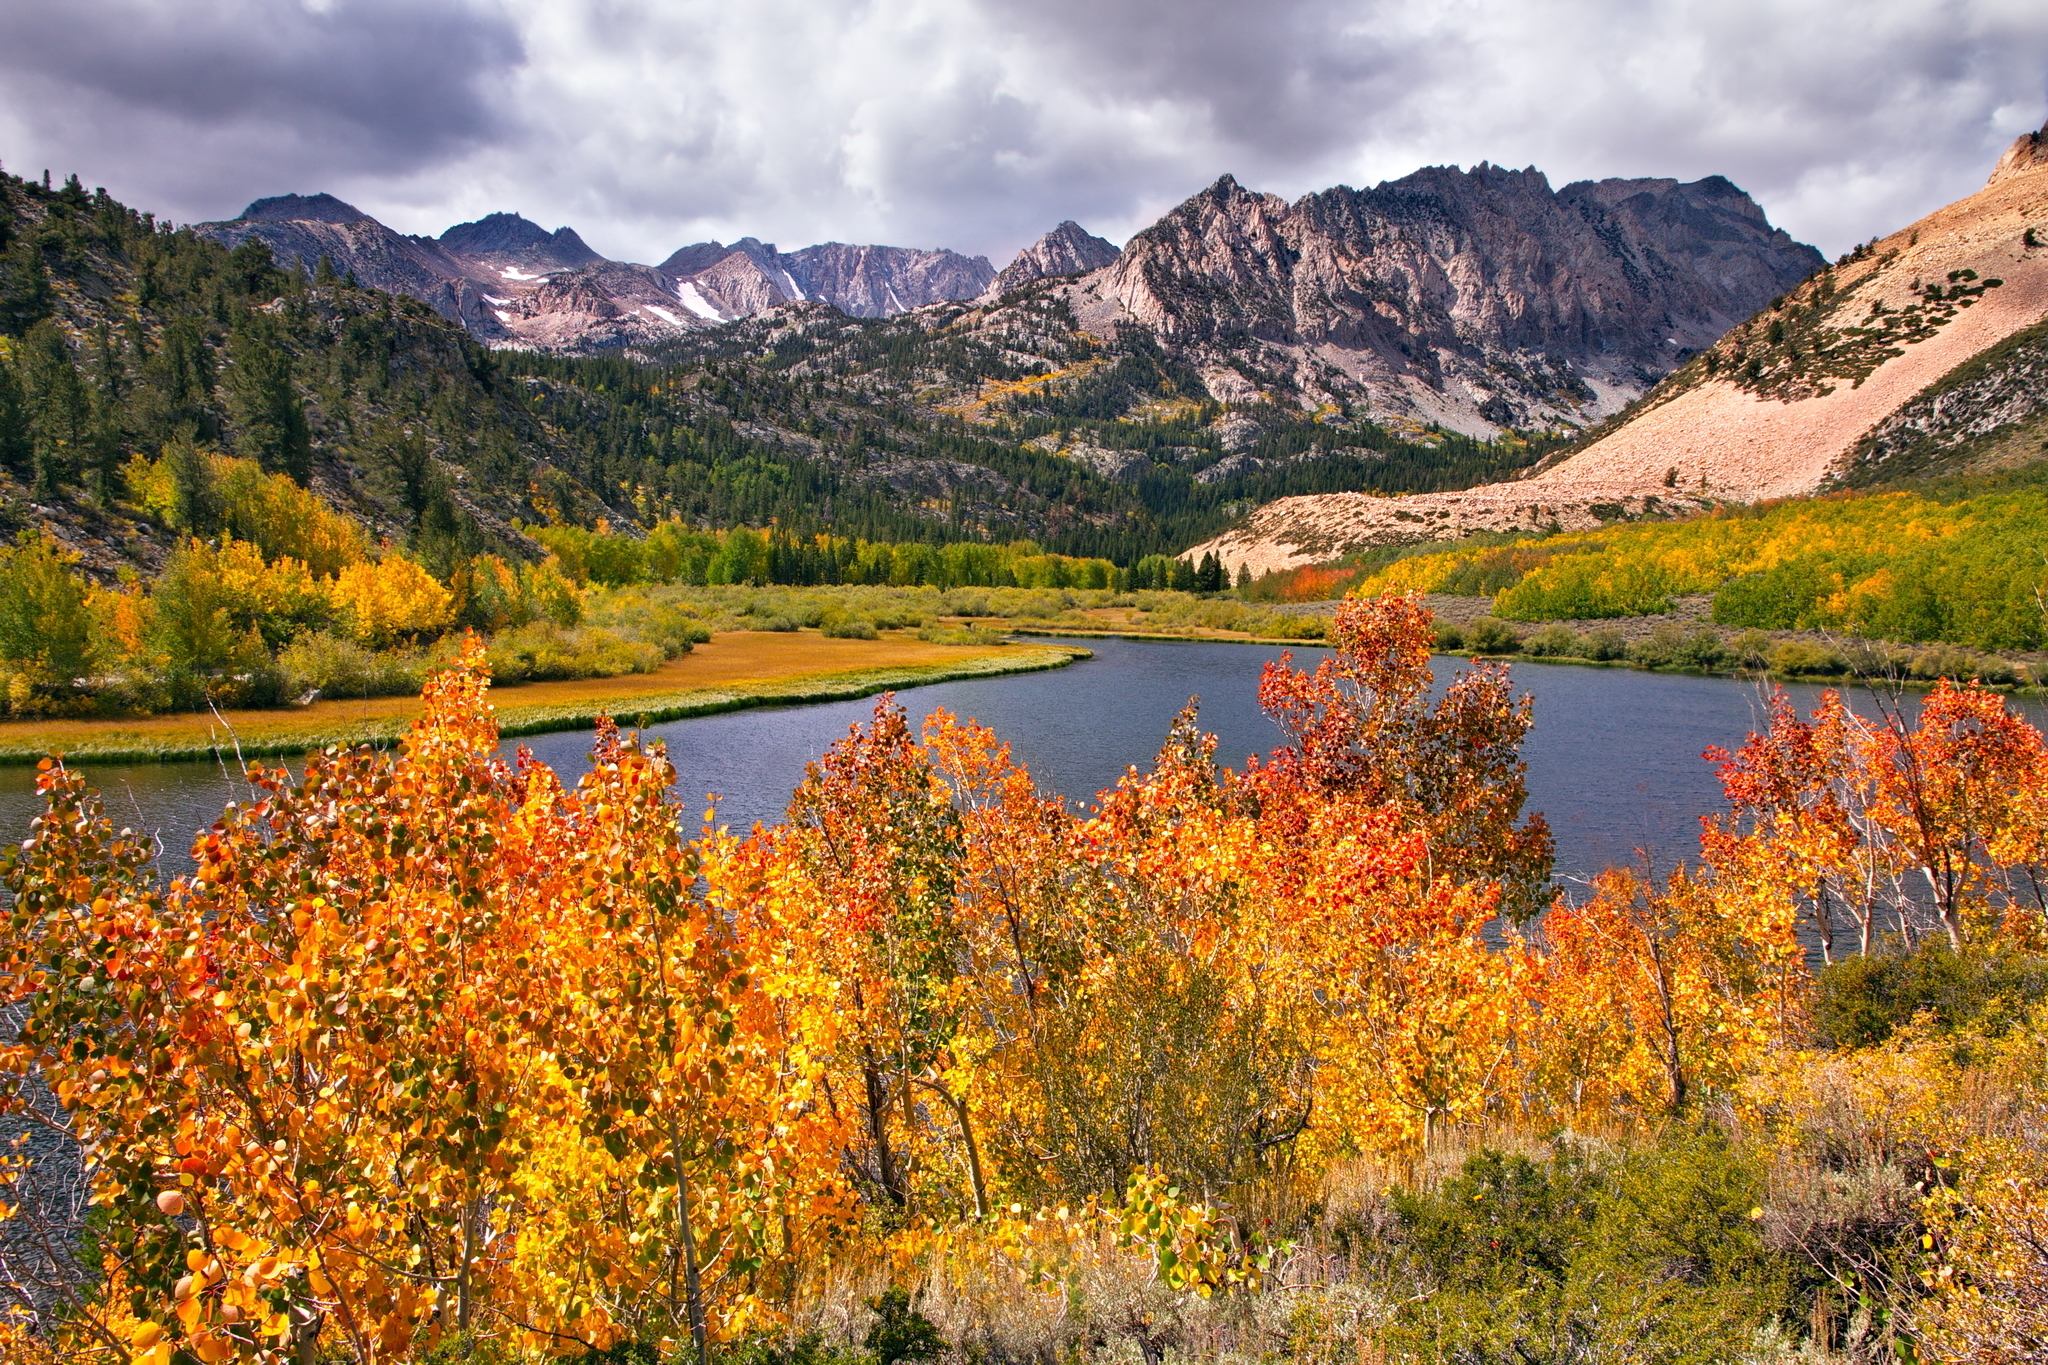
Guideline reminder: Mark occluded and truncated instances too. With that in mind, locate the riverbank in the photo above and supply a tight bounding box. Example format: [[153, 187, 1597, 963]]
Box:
[[0, 632, 1089, 764]]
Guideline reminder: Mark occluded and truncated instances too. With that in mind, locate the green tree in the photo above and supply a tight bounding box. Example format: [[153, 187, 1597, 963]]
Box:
[[0, 351, 29, 480], [0, 238, 53, 336], [223, 319, 310, 482], [164, 438, 223, 536], [137, 316, 215, 444], [0, 532, 96, 684], [19, 320, 88, 495]]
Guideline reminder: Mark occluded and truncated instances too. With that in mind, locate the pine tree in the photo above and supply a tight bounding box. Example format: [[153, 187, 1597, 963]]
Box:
[[165, 439, 222, 536], [19, 320, 87, 495], [0, 353, 29, 481], [223, 320, 310, 483], [0, 239, 53, 337]]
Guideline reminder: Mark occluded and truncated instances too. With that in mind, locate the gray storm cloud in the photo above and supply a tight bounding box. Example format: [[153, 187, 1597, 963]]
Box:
[[0, 0, 2042, 264]]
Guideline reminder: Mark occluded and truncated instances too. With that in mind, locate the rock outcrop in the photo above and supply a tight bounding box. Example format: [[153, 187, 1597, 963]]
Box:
[[1185, 144, 2048, 578], [1989, 117, 2048, 188], [991, 221, 1120, 293]]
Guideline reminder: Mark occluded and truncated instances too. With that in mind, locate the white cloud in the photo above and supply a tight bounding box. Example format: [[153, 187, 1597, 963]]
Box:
[[0, 0, 2043, 264]]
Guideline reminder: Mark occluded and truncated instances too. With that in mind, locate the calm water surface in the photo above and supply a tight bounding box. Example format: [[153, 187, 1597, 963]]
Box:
[[2, 638, 2031, 882]]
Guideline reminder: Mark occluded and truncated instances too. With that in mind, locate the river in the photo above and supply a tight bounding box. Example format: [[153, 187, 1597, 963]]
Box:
[[0, 637, 2027, 883]]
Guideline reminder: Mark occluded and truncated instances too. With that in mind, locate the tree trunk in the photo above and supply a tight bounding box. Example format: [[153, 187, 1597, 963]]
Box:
[[862, 1050, 906, 1205], [456, 1188, 477, 1336], [669, 1119, 709, 1365]]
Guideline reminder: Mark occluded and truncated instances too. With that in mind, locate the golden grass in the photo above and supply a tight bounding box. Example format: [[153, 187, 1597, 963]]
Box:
[[0, 632, 1086, 764]]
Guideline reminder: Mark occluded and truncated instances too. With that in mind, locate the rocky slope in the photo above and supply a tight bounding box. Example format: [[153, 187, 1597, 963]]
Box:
[[1185, 124, 2048, 578], [1056, 167, 1819, 435]]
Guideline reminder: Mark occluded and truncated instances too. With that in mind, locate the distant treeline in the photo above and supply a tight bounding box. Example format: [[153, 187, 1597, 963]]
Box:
[[529, 521, 1239, 593]]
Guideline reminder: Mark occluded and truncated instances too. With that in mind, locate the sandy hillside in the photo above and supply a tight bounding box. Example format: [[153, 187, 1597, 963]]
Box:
[[1191, 134, 2048, 579]]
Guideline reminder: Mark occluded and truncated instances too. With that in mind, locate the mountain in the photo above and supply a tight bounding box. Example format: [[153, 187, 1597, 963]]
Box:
[[437, 211, 600, 269], [990, 221, 1121, 293], [194, 165, 1813, 432], [1184, 123, 2048, 577], [196, 197, 513, 340], [654, 237, 998, 320], [194, 201, 996, 352], [1053, 167, 1820, 434]]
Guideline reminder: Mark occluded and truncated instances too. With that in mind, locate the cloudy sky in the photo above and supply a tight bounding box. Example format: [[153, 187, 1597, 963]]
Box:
[[1, 0, 2044, 266]]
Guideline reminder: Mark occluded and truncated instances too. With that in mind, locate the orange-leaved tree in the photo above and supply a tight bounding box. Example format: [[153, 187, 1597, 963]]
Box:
[[1707, 681, 2048, 954], [1, 639, 541, 1363], [0, 639, 851, 1364], [514, 718, 855, 1362]]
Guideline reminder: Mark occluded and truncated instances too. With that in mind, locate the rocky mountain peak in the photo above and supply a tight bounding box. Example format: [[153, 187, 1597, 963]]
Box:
[[992, 220, 1120, 293], [1090, 162, 1821, 434], [439, 212, 600, 267], [1988, 118, 2048, 187], [238, 192, 370, 224]]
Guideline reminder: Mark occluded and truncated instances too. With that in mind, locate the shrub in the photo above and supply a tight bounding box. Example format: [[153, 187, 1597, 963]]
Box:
[[1678, 626, 1731, 671], [1584, 627, 1628, 661], [278, 632, 430, 700], [1813, 942, 2048, 1048], [820, 609, 879, 640], [865, 1287, 946, 1365], [484, 622, 664, 684], [1390, 1148, 1603, 1293], [1380, 1135, 1792, 1364], [917, 623, 1005, 646], [1730, 629, 1774, 669], [942, 591, 993, 618], [1432, 621, 1465, 651], [1522, 623, 1584, 658], [1907, 644, 2016, 684], [1768, 640, 1846, 676], [1627, 624, 1685, 669], [1465, 617, 1522, 654]]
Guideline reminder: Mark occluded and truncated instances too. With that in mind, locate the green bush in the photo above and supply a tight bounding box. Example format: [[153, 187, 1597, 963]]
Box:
[[916, 623, 1005, 646], [720, 1331, 866, 1365], [1382, 1134, 1792, 1365], [1522, 623, 1584, 658], [1390, 1148, 1602, 1293], [1768, 640, 1846, 676], [485, 622, 664, 684], [1678, 626, 1731, 671], [1730, 629, 1774, 669], [1584, 627, 1628, 661], [1465, 617, 1522, 654], [864, 1287, 945, 1365], [1432, 621, 1465, 651], [1813, 942, 2048, 1048], [278, 632, 430, 700], [819, 608, 879, 639], [1627, 623, 1685, 669]]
